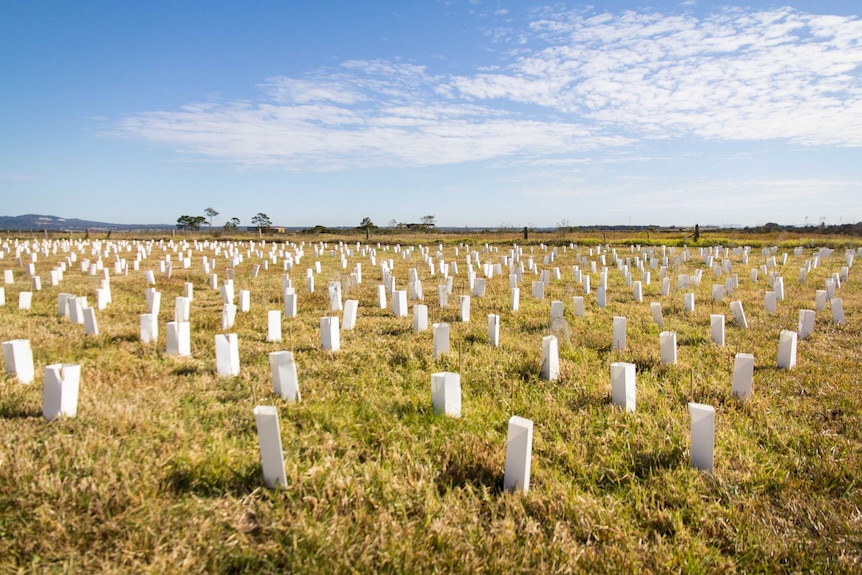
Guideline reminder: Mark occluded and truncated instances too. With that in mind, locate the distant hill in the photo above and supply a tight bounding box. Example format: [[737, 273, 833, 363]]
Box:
[[0, 214, 173, 231]]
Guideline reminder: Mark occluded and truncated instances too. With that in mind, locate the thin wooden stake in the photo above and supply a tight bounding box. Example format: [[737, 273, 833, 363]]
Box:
[[690, 367, 695, 403]]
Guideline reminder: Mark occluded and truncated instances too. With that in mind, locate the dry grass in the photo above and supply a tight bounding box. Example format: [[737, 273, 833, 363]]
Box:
[[0, 237, 860, 573]]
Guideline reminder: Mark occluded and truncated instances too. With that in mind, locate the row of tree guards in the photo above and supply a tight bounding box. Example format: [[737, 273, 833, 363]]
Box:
[[0, 236, 854, 491]]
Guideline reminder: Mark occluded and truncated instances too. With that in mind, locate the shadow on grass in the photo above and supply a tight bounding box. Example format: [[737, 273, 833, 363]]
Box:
[[0, 404, 42, 419], [388, 398, 428, 419], [678, 332, 708, 347], [594, 343, 615, 356], [435, 460, 504, 495], [101, 333, 140, 346], [162, 461, 261, 498], [81, 336, 111, 350], [516, 318, 552, 335], [568, 390, 612, 411], [463, 332, 485, 345], [631, 446, 686, 479], [511, 359, 541, 383], [690, 387, 731, 409], [380, 324, 411, 337], [172, 364, 202, 377], [632, 356, 662, 374], [289, 345, 317, 354], [389, 349, 418, 368], [589, 445, 687, 491]]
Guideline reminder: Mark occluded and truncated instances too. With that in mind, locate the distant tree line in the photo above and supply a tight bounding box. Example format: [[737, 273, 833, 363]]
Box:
[[175, 212, 862, 237], [176, 208, 271, 231], [176, 215, 207, 230], [742, 221, 862, 236]]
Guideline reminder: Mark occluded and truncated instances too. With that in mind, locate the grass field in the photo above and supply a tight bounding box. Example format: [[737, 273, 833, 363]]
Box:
[[1, 234, 860, 573]]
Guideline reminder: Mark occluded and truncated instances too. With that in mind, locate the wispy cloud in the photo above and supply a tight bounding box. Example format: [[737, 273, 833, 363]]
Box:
[[453, 6, 862, 145], [114, 5, 862, 170], [116, 58, 625, 170]]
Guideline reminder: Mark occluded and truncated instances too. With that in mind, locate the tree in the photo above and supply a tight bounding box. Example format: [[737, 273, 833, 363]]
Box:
[[251, 213, 272, 228], [359, 217, 376, 240], [224, 217, 240, 231], [557, 218, 570, 238], [176, 215, 206, 230], [204, 207, 219, 227], [420, 215, 436, 228]]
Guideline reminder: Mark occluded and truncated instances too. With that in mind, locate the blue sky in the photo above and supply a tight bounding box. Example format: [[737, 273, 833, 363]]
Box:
[[2, 1, 861, 228]]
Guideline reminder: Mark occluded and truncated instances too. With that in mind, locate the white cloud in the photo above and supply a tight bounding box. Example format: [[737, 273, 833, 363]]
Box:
[[453, 6, 862, 145], [116, 57, 625, 170], [114, 5, 862, 170]]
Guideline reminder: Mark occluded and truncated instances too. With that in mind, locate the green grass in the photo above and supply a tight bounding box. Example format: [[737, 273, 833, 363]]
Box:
[[1, 239, 860, 573]]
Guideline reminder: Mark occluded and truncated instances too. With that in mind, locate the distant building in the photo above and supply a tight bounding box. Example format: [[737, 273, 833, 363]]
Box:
[[246, 226, 286, 233]]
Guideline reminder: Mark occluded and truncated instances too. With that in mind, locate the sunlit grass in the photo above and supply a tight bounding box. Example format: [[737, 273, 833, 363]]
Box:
[[0, 237, 860, 573]]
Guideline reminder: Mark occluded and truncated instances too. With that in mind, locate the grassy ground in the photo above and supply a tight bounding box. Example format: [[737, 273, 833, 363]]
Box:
[[0, 237, 860, 573]]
